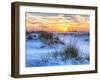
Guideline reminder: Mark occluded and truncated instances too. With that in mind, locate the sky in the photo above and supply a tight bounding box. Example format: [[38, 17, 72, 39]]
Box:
[[26, 12, 90, 32]]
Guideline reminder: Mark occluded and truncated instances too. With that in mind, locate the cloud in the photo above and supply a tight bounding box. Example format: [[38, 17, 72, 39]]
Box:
[[26, 13, 89, 32]]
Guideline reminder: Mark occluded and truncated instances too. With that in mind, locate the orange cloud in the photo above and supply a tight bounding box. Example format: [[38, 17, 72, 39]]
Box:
[[26, 13, 89, 32]]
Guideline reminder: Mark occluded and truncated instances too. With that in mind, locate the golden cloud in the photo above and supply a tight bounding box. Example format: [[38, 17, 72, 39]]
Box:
[[26, 13, 89, 32]]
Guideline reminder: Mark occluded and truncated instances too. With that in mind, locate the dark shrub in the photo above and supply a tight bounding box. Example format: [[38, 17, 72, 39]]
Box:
[[61, 43, 79, 62], [26, 32, 33, 40], [67, 44, 78, 58], [40, 31, 54, 41], [85, 54, 90, 61], [84, 39, 89, 42]]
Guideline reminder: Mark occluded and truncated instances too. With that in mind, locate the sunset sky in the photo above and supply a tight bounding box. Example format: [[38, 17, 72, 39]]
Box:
[[26, 12, 90, 32]]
